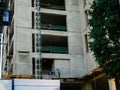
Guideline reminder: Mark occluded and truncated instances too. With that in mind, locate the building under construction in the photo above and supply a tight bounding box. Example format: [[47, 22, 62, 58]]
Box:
[[1, 0, 119, 90]]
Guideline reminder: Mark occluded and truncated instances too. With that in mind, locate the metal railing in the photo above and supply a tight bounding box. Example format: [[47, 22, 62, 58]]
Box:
[[41, 24, 67, 31], [41, 46, 68, 54]]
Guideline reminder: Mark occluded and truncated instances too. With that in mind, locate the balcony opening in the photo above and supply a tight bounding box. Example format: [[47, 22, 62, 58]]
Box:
[[42, 59, 54, 75], [32, 12, 35, 29], [32, 0, 34, 7], [32, 34, 35, 52], [41, 0, 65, 10], [0, 0, 9, 8], [32, 58, 54, 78], [32, 58, 35, 76], [41, 35, 68, 54], [41, 13, 67, 31]]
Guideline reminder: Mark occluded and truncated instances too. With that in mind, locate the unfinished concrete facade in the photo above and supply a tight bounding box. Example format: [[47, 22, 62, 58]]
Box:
[[2, 0, 91, 79], [1, 0, 118, 90]]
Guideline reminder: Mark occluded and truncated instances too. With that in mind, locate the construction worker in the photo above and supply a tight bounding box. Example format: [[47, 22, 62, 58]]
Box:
[[48, 70, 54, 79]]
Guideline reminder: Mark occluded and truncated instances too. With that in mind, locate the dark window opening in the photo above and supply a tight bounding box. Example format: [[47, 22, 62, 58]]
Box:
[[32, 0, 34, 7], [41, 13, 67, 31], [41, 35, 68, 54], [32, 58, 35, 75], [92, 76, 109, 90], [32, 34, 35, 52], [32, 12, 34, 29], [85, 34, 89, 52], [42, 59, 54, 75], [41, 0, 65, 10]]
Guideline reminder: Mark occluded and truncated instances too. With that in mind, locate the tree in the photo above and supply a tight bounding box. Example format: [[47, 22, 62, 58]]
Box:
[[88, 0, 120, 79]]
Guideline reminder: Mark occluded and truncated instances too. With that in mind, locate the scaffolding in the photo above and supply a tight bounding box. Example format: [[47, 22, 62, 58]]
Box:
[[34, 0, 42, 79]]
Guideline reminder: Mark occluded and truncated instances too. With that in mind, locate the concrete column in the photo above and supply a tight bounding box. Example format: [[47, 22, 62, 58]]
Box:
[[81, 82, 92, 90], [108, 79, 116, 90]]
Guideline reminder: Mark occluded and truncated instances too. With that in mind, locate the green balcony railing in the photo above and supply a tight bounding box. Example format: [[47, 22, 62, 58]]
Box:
[[41, 46, 68, 54], [41, 24, 67, 31], [41, 46, 51, 53], [51, 25, 66, 31]]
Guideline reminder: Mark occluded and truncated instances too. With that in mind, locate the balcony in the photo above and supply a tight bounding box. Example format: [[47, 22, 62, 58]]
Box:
[[41, 13, 67, 31], [41, 0, 65, 10], [36, 35, 68, 54], [41, 46, 68, 54], [41, 24, 67, 31]]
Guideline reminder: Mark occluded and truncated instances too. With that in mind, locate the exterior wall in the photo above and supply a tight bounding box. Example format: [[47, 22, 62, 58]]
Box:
[[13, 0, 32, 75], [54, 59, 71, 78], [66, 0, 86, 77], [15, 0, 31, 28], [79, 0, 98, 75]]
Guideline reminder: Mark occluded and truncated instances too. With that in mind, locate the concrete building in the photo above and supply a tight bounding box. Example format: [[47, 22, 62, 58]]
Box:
[[1, 0, 118, 90], [2, 0, 90, 79]]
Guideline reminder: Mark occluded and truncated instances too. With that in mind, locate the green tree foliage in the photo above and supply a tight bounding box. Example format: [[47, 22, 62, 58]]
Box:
[[88, 0, 120, 79]]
